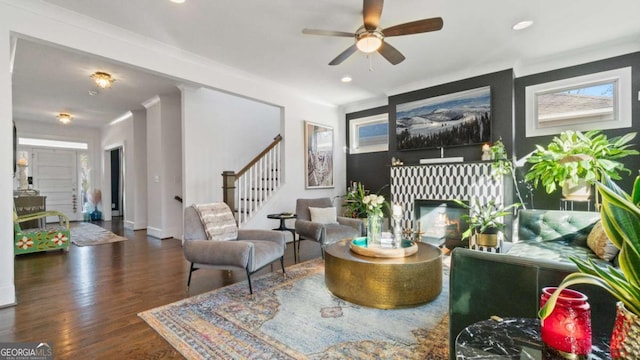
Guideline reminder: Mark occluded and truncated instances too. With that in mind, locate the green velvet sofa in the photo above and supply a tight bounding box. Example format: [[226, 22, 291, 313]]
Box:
[[448, 209, 618, 359]]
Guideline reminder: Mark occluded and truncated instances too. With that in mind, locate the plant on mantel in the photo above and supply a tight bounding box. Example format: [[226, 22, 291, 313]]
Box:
[[524, 130, 638, 207], [488, 138, 527, 207]]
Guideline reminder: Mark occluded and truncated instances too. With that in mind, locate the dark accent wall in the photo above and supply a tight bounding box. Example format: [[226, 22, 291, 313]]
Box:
[[347, 52, 640, 210], [514, 52, 640, 210], [346, 69, 514, 200], [346, 105, 391, 198]]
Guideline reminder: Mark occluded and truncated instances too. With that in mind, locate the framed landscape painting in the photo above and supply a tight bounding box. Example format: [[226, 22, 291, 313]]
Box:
[[304, 121, 334, 189], [396, 86, 491, 150]]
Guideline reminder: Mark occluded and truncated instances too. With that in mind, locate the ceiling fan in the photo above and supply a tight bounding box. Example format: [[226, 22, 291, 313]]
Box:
[[302, 0, 443, 66]]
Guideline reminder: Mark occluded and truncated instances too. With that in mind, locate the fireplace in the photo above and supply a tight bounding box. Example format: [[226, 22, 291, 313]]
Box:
[[414, 199, 470, 248], [390, 162, 507, 242]]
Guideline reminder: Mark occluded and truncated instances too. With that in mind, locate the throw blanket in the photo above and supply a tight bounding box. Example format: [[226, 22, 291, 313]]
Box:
[[193, 203, 238, 241]]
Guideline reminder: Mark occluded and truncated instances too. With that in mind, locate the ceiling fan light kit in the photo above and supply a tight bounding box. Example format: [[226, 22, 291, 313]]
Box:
[[302, 0, 443, 66], [356, 29, 383, 53]]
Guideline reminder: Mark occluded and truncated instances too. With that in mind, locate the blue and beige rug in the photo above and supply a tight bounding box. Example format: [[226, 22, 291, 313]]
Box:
[[139, 259, 449, 359]]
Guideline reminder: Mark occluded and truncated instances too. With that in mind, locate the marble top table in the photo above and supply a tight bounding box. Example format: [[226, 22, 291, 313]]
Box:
[[455, 317, 611, 359]]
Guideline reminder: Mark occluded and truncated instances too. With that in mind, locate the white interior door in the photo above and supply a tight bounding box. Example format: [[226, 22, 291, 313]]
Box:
[[32, 148, 81, 222]]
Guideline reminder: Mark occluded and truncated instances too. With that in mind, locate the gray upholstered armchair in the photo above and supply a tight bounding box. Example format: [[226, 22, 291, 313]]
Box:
[[295, 198, 363, 256], [183, 203, 285, 294]]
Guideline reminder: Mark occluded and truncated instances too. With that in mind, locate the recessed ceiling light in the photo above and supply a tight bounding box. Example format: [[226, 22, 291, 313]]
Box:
[[170, 0, 186, 3], [341, 76, 352, 83], [512, 20, 534, 31]]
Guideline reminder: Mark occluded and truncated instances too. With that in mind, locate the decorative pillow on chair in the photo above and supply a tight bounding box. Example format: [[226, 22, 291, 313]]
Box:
[[193, 203, 238, 241], [587, 221, 619, 261], [309, 207, 338, 224]]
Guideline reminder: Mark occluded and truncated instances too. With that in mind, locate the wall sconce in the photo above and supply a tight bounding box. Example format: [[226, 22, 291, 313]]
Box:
[[57, 113, 72, 125], [91, 71, 116, 89]]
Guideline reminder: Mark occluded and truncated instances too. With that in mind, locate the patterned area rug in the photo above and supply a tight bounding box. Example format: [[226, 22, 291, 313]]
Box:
[[70, 222, 128, 247], [139, 259, 450, 359]]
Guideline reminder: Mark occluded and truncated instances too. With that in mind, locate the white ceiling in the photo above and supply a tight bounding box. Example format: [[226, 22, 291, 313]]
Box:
[[12, 0, 640, 128]]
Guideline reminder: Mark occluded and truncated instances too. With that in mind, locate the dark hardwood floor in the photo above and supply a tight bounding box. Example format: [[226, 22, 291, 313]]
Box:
[[0, 219, 321, 359]]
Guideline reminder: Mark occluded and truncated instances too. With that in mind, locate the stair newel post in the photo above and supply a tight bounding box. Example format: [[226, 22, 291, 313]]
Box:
[[222, 171, 237, 219]]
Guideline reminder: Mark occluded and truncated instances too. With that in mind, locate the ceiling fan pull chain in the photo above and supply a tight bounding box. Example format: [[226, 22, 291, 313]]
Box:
[[368, 55, 373, 72]]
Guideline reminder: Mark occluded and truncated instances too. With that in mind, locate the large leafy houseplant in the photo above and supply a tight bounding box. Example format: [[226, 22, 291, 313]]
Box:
[[539, 174, 640, 319], [525, 130, 638, 196]]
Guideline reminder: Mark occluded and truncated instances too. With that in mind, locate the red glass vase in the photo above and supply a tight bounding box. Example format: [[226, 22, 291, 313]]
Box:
[[540, 287, 592, 356]]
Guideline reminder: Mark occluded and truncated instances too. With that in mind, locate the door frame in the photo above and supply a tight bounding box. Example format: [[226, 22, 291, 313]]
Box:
[[103, 141, 125, 222]]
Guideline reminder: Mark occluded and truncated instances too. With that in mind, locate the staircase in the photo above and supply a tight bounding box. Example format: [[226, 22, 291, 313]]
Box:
[[222, 135, 282, 225]]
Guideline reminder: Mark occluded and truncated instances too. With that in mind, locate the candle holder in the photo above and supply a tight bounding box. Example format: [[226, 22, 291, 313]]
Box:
[[540, 287, 592, 358], [391, 204, 403, 248], [17, 163, 28, 190]]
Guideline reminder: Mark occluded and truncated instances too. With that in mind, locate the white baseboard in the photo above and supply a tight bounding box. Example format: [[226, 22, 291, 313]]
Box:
[[0, 284, 16, 308], [124, 220, 135, 230], [147, 226, 174, 239]]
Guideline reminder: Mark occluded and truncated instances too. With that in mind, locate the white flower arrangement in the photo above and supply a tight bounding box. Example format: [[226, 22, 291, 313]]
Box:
[[363, 194, 386, 218]]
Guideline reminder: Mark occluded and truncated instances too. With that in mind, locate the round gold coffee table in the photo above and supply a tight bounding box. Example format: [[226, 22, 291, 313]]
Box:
[[324, 239, 443, 309]]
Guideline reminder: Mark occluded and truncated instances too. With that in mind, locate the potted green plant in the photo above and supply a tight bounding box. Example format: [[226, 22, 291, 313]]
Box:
[[489, 138, 526, 207], [453, 198, 522, 247], [343, 182, 369, 218], [342, 182, 389, 218], [525, 130, 638, 202], [539, 175, 640, 358]]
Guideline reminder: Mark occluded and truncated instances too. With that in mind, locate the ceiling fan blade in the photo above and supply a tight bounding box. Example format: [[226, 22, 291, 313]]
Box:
[[378, 42, 405, 65], [302, 29, 354, 38], [383, 17, 444, 37], [329, 44, 358, 66], [363, 0, 384, 30]]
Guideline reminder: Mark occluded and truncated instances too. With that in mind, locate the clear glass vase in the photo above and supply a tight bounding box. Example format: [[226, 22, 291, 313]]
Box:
[[367, 215, 382, 247]]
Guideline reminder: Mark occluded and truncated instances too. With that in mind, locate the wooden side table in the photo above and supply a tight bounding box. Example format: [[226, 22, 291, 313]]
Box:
[[267, 213, 297, 262]]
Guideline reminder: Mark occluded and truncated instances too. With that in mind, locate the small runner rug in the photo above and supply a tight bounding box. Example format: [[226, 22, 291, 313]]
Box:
[[139, 258, 450, 359], [70, 222, 128, 246]]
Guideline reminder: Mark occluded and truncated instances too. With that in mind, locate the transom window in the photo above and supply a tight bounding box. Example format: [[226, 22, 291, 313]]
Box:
[[349, 114, 389, 154], [525, 67, 631, 137]]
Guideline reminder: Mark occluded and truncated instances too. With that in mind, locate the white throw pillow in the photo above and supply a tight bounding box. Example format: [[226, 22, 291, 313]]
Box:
[[309, 207, 338, 224]]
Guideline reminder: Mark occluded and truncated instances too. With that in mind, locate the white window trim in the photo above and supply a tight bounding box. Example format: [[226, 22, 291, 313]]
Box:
[[525, 67, 632, 137], [349, 114, 389, 154], [19, 137, 88, 150]]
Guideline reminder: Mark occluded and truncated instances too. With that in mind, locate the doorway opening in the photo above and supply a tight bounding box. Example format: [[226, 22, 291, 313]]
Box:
[[110, 147, 124, 218]]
